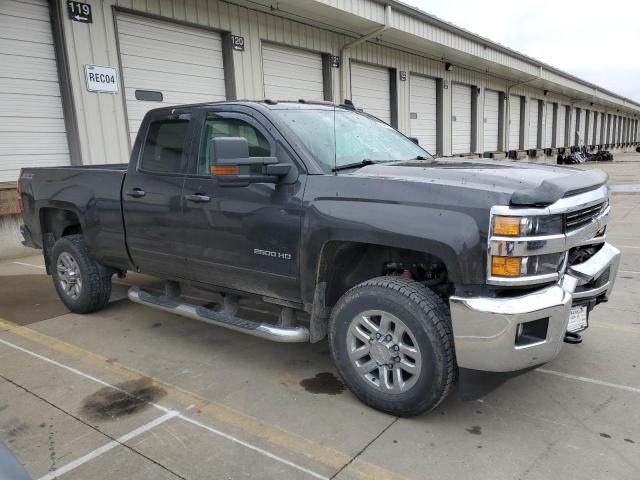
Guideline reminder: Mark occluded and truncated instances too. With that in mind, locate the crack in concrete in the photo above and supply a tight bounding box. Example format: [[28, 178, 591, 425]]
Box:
[[330, 416, 399, 479]]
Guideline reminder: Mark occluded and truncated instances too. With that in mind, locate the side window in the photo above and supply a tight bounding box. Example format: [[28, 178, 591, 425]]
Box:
[[199, 118, 271, 175], [140, 119, 190, 174]]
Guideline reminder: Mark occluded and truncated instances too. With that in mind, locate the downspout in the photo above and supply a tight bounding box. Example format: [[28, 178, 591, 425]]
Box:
[[339, 4, 392, 103]]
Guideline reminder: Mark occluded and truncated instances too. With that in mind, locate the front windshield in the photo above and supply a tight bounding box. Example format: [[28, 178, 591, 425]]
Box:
[[272, 108, 432, 172]]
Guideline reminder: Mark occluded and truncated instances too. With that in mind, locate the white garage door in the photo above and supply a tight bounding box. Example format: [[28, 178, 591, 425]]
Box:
[[557, 105, 566, 147], [262, 44, 324, 101], [544, 103, 553, 148], [483, 90, 500, 152], [409, 75, 437, 154], [569, 108, 576, 146], [597, 113, 603, 143], [508, 95, 521, 150], [451, 84, 472, 154], [0, 0, 69, 182], [351, 62, 391, 124], [116, 14, 226, 144], [528, 99, 539, 149], [578, 109, 586, 145]]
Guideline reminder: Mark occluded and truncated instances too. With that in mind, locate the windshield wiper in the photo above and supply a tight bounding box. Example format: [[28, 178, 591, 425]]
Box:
[[412, 155, 430, 160], [331, 159, 376, 172]]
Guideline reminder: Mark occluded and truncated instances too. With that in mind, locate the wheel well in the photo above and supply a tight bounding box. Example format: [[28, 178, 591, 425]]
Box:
[[317, 241, 452, 308], [40, 208, 82, 241]]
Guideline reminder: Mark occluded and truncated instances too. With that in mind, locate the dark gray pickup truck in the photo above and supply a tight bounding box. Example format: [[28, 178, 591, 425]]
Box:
[[19, 101, 620, 416]]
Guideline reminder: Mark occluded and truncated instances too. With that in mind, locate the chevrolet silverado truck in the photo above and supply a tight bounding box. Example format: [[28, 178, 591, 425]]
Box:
[[18, 101, 620, 416]]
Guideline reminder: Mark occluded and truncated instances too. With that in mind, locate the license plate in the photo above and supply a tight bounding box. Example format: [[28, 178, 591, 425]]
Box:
[[568, 305, 588, 333]]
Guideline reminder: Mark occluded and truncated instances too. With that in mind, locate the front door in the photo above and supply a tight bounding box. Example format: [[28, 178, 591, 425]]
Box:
[[181, 109, 305, 301], [122, 109, 193, 279]]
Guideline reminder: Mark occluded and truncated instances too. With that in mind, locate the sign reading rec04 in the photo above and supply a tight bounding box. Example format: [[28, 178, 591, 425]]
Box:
[[85, 65, 119, 93]]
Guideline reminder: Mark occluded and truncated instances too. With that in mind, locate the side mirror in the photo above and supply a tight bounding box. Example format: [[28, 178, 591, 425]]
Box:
[[208, 137, 291, 186]]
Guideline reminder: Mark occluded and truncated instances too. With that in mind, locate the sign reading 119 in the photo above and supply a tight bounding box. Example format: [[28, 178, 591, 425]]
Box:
[[67, 1, 93, 24]]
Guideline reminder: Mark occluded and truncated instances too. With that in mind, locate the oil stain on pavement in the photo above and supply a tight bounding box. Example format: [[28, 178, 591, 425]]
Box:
[[300, 372, 346, 395], [80, 378, 166, 421]]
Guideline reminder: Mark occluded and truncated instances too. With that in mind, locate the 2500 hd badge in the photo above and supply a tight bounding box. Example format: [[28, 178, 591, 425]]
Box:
[[254, 248, 292, 260]]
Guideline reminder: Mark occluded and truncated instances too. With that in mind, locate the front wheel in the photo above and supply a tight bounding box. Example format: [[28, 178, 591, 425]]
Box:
[[51, 234, 112, 314], [329, 277, 455, 417]]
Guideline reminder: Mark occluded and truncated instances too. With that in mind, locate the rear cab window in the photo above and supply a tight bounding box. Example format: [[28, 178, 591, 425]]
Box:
[[139, 118, 191, 174]]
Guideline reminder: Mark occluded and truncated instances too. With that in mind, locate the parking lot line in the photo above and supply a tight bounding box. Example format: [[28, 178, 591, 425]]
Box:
[[619, 269, 640, 275], [0, 319, 401, 480], [37, 411, 180, 480], [536, 368, 640, 394], [177, 414, 330, 480], [12, 261, 45, 269], [0, 336, 331, 480]]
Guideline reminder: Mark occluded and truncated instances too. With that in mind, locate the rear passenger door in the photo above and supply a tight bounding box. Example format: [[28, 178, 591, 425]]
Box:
[[122, 109, 193, 279]]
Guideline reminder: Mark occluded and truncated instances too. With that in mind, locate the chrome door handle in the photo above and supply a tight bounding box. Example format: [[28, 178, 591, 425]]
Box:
[[126, 188, 146, 198], [185, 194, 211, 203]]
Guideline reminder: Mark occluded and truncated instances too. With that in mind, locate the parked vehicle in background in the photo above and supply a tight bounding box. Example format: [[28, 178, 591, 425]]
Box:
[[18, 101, 621, 416]]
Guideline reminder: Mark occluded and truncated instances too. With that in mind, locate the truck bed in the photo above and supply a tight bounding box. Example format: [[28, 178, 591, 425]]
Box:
[[19, 165, 130, 270]]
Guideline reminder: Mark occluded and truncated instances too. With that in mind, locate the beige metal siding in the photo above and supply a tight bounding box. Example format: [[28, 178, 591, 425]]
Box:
[[409, 74, 437, 154], [350, 62, 391, 124], [262, 43, 324, 101], [527, 99, 539, 149], [508, 95, 521, 150], [115, 13, 226, 144], [483, 90, 499, 152], [49, 0, 640, 167], [451, 84, 472, 154], [0, 0, 69, 181]]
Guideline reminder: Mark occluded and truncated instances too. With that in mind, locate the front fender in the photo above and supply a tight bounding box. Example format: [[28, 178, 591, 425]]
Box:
[[300, 198, 485, 304]]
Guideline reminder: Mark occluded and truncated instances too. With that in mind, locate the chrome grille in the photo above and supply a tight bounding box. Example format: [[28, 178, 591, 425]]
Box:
[[565, 202, 605, 232]]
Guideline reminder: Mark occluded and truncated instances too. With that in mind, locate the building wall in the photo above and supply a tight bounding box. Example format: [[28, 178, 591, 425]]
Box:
[[55, 0, 639, 164]]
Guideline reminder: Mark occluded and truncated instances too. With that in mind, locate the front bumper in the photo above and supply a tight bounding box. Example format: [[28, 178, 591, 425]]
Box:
[[449, 242, 620, 372]]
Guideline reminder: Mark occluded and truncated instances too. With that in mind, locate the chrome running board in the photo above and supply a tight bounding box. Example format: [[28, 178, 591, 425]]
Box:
[[128, 287, 310, 343]]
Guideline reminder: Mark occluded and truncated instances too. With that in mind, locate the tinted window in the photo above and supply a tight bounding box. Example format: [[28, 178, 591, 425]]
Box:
[[199, 118, 270, 175], [140, 120, 189, 174]]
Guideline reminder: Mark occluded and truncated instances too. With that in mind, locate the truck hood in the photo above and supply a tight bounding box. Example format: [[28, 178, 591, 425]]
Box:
[[350, 158, 608, 207]]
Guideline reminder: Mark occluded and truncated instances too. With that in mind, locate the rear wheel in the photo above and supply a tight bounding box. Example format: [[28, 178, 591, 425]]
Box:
[[51, 234, 112, 313], [329, 277, 455, 417]]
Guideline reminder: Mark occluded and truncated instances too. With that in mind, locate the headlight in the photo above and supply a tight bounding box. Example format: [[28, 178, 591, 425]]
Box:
[[492, 215, 563, 237], [491, 253, 565, 278]]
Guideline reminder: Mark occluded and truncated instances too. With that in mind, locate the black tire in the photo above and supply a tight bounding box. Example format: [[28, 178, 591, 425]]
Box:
[[329, 277, 455, 417], [51, 234, 112, 314]]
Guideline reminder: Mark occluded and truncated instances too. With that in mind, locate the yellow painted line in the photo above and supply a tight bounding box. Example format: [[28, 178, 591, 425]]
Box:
[[0, 317, 404, 480]]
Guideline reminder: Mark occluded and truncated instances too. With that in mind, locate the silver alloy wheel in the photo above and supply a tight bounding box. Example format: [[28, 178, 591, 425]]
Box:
[[57, 252, 82, 300], [346, 309, 422, 394]]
